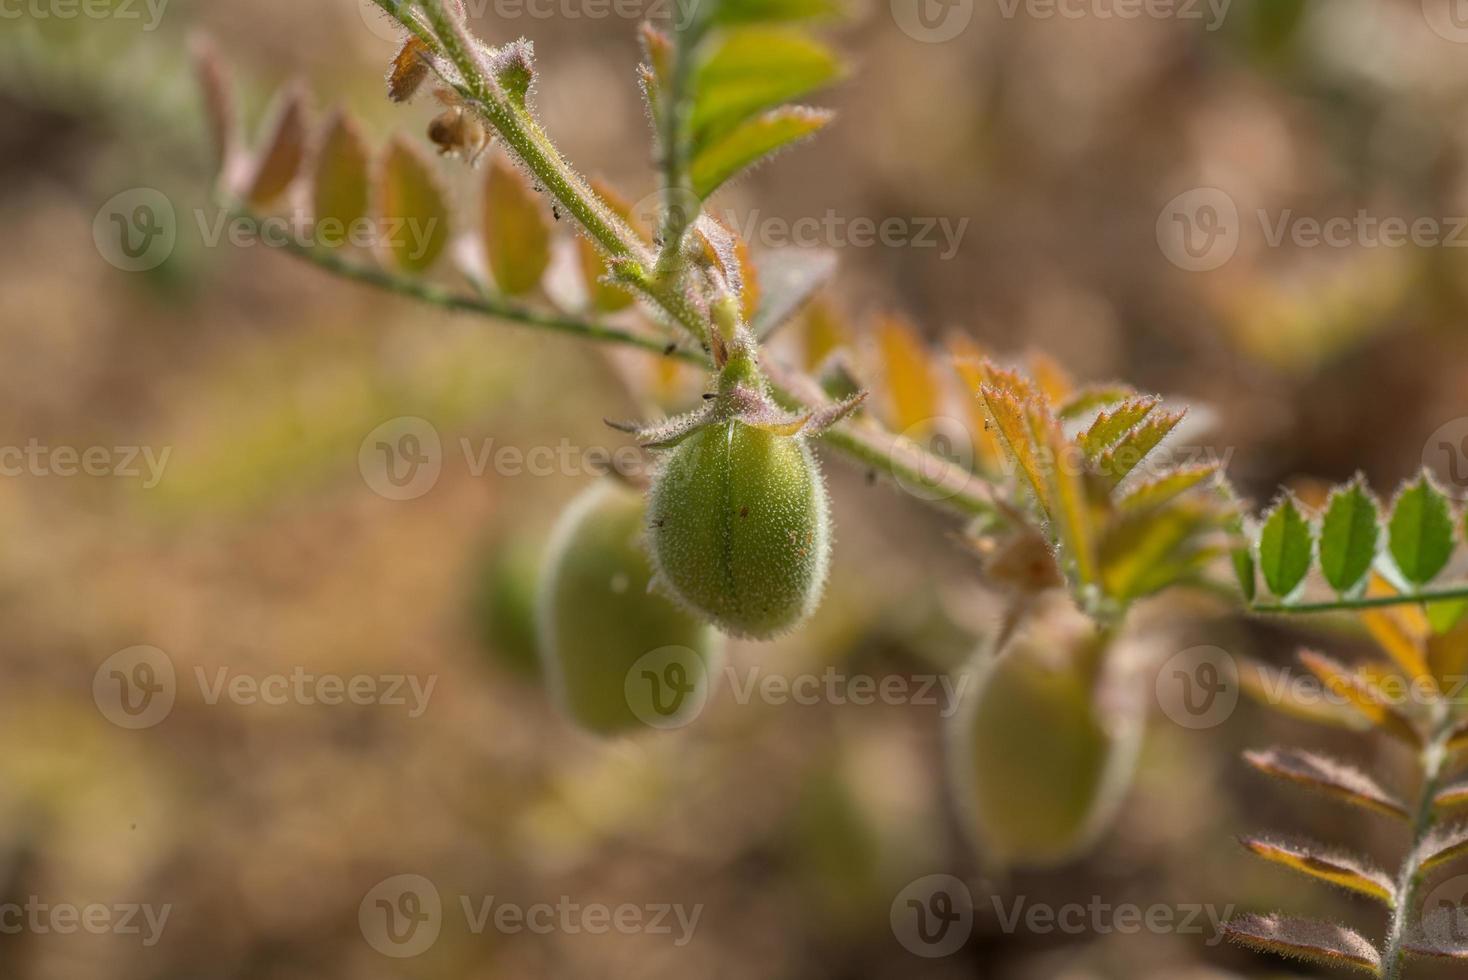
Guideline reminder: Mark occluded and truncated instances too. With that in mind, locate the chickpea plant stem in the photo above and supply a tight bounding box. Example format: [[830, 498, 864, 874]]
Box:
[[1381, 706, 1454, 980]]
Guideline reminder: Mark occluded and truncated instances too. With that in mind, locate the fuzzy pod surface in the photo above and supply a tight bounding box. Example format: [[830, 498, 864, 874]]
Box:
[[537, 480, 722, 734], [647, 420, 831, 640], [946, 614, 1142, 868]]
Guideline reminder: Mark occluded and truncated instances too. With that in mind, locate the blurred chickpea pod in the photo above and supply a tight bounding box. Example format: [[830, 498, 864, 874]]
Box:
[[648, 420, 831, 641], [536, 480, 723, 735], [946, 608, 1143, 868]]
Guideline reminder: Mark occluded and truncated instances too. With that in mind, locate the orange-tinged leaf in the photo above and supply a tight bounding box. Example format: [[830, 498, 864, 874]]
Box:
[[1057, 384, 1136, 420], [1078, 396, 1158, 459], [312, 110, 370, 250], [1244, 746, 1408, 819], [388, 36, 433, 103], [1429, 617, 1468, 695], [1297, 649, 1421, 746], [948, 337, 1004, 471], [246, 85, 308, 207], [376, 138, 450, 273], [1240, 837, 1396, 905], [483, 155, 551, 296], [800, 295, 850, 369], [876, 314, 938, 432], [982, 385, 1049, 511], [1360, 585, 1434, 688], [1027, 349, 1073, 404], [1436, 778, 1468, 810], [577, 180, 639, 313], [1417, 822, 1468, 874], [1237, 659, 1373, 732], [1118, 464, 1218, 514], [1096, 408, 1186, 488], [734, 231, 760, 324], [1043, 415, 1096, 584], [1224, 914, 1380, 974]]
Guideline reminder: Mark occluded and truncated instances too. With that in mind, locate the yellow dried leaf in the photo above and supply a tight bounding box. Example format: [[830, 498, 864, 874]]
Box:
[[246, 85, 308, 207], [376, 138, 450, 273], [312, 110, 370, 250], [876, 313, 938, 432], [483, 155, 551, 296]]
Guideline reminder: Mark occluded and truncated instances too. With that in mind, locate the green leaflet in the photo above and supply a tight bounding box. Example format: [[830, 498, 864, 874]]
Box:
[[1318, 480, 1379, 595], [1387, 475, 1456, 586], [1258, 495, 1313, 599], [691, 106, 832, 199], [692, 28, 841, 147]]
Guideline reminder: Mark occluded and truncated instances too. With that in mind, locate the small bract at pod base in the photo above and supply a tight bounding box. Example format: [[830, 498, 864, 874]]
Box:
[[536, 479, 724, 735], [946, 602, 1145, 869], [614, 317, 866, 641]]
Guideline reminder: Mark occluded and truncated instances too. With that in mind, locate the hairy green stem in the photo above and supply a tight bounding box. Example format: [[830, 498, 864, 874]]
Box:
[[408, 0, 710, 344], [227, 207, 702, 363], [1381, 707, 1455, 980], [652, 5, 709, 282]]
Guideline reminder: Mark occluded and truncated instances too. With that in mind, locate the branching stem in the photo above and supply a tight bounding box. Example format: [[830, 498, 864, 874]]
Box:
[[1381, 705, 1456, 980]]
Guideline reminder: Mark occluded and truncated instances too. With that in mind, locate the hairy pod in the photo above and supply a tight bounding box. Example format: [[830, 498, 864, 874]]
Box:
[[647, 420, 831, 640], [537, 480, 722, 734], [946, 608, 1142, 868]]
